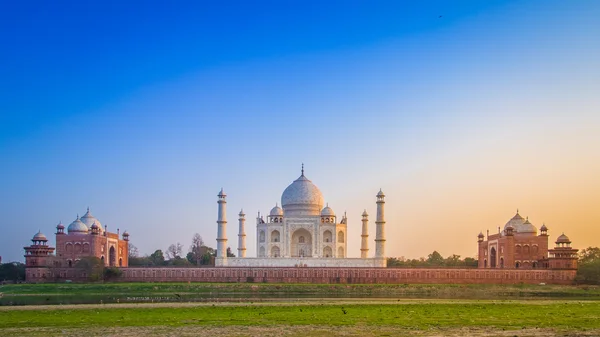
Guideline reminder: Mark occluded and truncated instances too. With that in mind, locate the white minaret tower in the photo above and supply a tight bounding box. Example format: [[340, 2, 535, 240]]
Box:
[[216, 188, 228, 264], [375, 189, 386, 262], [360, 209, 369, 258], [237, 209, 246, 258]]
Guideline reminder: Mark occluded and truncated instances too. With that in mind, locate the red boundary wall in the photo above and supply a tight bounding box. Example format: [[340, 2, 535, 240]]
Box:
[[27, 267, 577, 284], [117, 267, 576, 285]]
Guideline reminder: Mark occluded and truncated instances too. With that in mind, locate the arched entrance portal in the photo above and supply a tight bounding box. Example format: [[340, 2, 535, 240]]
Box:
[[490, 247, 497, 268], [291, 229, 312, 257], [109, 246, 116, 267]]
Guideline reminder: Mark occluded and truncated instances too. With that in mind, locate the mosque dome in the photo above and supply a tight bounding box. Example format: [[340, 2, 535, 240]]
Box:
[[503, 211, 536, 235], [321, 204, 335, 216], [67, 215, 89, 235], [519, 218, 537, 234], [80, 208, 103, 233], [281, 169, 324, 216], [556, 233, 571, 243], [270, 204, 283, 216], [33, 231, 47, 241]]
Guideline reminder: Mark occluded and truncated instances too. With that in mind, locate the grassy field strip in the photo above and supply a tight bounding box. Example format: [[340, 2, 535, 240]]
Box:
[[1, 301, 600, 331]]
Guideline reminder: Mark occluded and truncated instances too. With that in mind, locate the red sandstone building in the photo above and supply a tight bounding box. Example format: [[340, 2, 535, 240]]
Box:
[[477, 210, 578, 270], [24, 208, 129, 282]]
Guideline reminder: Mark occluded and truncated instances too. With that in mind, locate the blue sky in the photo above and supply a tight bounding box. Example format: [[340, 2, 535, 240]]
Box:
[[1, 1, 599, 262]]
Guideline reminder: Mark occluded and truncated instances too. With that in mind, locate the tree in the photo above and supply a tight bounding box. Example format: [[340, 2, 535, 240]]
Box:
[[150, 249, 165, 266], [227, 247, 236, 257], [128, 243, 139, 259], [577, 247, 600, 284], [426, 251, 445, 266], [104, 267, 123, 281], [75, 257, 104, 281], [166, 243, 184, 260], [579, 247, 600, 264], [0, 262, 26, 282], [188, 233, 205, 265], [445, 254, 462, 267]]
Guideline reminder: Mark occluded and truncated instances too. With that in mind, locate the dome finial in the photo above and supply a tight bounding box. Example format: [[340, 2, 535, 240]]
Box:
[[301, 163, 304, 176]]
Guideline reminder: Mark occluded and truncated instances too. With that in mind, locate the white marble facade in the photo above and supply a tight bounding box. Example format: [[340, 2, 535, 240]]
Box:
[[215, 167, 386, 268]]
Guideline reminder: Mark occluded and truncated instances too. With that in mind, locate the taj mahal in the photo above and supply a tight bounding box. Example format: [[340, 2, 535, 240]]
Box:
[[214, 166, 387, 267]]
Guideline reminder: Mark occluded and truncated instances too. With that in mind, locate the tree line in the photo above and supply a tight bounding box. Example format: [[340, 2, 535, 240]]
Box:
[[387, 251, 478, 268], [128, 233, 235, 267]]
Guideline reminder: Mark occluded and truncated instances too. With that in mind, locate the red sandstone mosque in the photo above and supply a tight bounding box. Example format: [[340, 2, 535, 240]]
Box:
[[477, 210, 578, 271], [24, 208, 129, 281]]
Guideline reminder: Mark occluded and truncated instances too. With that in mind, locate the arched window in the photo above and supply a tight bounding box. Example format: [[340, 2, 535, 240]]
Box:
[[259, 231, 265, 243], [271, 246, 280, 258], [490, 247, 497, 268], [323, 246, 332, 257], [524, 245, 530, 254], [484, 259, 487, 268], [65, 243, 73, 253], [516, 245, 522, 254], [338, 247, 344, 257], [323, 230, 332, 243], [259, 246, 266, 257], [271, 230, 280, 242], [299, 236, 305, 244], [500, 257, 504, 268], [338, 231, 345, 243], [515, 262, 520, 268]]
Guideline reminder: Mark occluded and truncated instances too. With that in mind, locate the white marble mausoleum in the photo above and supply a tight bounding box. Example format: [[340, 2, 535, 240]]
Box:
[[215, 166, 387, 267]]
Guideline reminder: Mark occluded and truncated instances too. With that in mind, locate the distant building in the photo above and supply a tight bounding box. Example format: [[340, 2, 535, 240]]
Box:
[[24, 208, 130, 282], [477, 210, 578, 270]]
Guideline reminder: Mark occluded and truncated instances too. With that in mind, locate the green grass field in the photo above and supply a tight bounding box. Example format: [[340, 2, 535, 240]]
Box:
[[2, 283, 600, 336], [2, 282, 600, 306], [1, 300, 600, 336]]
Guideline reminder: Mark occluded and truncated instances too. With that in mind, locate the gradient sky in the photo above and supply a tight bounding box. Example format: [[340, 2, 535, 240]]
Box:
[[1, 1, 599, 263]]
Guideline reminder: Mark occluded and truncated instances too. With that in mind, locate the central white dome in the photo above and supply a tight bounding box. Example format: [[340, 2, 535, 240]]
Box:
[[281, 172, 324, 216]]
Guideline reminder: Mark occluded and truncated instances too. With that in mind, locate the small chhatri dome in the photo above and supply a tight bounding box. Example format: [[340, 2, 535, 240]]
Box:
[[321, 203, 335, 216], [56, 221, 64, 229], [33, 231, 47, 241], [80, 207, 103, 233], [478, 231, 484, 238], [377, 189, 385, 197], [540, 223, 548, 231], [556, 233, 571, 243], [270, 203, 283, 216], [218, 188, 226, 197], [239, 209, 245, 217], [362, 209, 368, 217], [67, 215, 89, 235], [281, 166, 324, 216], [91, 222, 99, 229]]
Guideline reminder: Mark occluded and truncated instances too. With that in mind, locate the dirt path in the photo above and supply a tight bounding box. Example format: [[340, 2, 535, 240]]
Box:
[[2, 298, 596, 311]]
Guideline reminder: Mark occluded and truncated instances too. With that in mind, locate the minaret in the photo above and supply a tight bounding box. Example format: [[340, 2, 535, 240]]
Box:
[[361, 210, 369, 258], [238, 209, 246, 258], [216, 188, 228, 264], [375, 189, 386, 260]]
